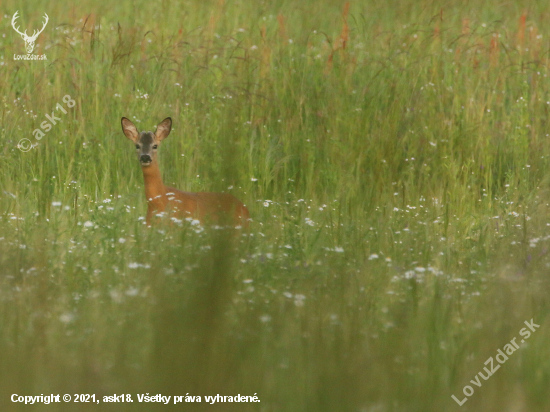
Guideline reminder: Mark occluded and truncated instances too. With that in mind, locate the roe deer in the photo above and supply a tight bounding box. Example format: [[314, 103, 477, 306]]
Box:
[[121, 117, 249, 227]]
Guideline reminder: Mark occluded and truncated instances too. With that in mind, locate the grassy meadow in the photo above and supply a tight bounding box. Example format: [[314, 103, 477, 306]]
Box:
[[2, 0, 550, 410]]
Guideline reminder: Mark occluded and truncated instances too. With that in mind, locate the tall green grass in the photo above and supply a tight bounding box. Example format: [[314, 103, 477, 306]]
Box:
[[1, 0, 550, 411]]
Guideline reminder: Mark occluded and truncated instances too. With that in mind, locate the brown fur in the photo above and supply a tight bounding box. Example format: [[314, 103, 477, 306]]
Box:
[[121, 117, 249, 227]]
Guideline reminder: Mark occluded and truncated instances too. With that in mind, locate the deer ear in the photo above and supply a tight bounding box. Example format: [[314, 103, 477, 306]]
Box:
[[155, 117, 172, 141], [121, 117, 139, 142]]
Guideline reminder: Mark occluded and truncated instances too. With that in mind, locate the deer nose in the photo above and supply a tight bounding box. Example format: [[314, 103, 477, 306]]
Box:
[[140, 154, 152, 163]]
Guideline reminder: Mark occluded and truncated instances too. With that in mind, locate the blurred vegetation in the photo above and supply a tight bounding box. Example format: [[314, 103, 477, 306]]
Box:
[[1, 0, 550, 411]]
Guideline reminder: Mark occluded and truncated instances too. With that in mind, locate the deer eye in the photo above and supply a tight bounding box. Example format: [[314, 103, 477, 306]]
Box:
[[135, 144, 140, 149], [153, 145, 158, 149]]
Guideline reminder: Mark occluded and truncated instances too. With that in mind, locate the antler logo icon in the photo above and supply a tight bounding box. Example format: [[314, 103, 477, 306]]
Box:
[[11, 11, 49, 54]]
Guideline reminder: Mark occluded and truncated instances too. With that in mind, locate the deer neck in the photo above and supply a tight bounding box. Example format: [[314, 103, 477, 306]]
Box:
[[142, 160, 166, 205]]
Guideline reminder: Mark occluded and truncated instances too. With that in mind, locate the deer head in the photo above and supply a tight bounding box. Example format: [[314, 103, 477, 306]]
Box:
[[121, 117, 172, 167], [12, 11, 49, 54]]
